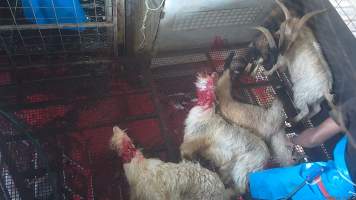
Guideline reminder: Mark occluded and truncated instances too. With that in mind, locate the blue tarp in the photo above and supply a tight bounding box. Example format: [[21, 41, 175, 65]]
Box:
[[249, 136, 355, 200], [22, 0, 87, 25]]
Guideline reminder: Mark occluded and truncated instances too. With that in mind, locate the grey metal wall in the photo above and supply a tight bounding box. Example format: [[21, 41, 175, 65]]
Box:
[[153, 0, 275, 53]]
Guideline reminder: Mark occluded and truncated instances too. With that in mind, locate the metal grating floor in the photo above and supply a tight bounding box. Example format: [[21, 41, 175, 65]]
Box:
[[151, 53, 208, 68]]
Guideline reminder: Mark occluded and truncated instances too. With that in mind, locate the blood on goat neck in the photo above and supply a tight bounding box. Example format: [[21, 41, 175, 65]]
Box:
[[195, 75, 215, 108], [121, 138, 140, 163]]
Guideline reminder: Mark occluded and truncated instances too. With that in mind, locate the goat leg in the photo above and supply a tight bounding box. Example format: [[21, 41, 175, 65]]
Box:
[[270, 130, 295, 166], [292, 97, 310, 123], [180, 136, 209, 160], [231, 149, 268, 194], [307, 102, 322, 120]]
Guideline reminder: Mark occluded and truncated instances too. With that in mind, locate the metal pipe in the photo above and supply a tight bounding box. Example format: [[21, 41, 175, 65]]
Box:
[[5, 0, 31, 64], [0, 89, 150, 111], [0, 58, 129, 71], [118, 0, 126, 50], [142, 58, 180, 162], [113, 0, 119, 56], [0, 22, 114, 31]]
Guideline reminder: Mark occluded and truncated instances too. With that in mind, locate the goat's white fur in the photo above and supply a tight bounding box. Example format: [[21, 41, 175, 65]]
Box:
[[182, 104, 270, 195], [215, 70, 294, 166], [181, 74, 272, 194], [111, 126, 231, 200], [263, 1, 333, 122]]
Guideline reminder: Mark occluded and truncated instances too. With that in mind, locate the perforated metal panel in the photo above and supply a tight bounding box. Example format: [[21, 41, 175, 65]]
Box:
[[208, 48, 248, 73], [154, 0, 275, 52], [173, 7, 263, 31], [151, 53, 208, 68]]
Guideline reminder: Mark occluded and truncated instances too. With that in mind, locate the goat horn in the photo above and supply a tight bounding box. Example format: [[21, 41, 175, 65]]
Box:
[[275, 0, 291, 20], [296, 8, 328, 33], [252, 26, 277, 49], [286, 9, 328, 51]]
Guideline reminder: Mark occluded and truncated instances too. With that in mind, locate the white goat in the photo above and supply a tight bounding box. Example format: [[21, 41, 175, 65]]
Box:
[[257, 0, 333, 122], [111, 126, 232, 200], [215, 69, 295, 166], [181, 73, 270, 195]]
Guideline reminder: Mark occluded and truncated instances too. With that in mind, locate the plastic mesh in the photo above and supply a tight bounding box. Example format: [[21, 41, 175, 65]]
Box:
[[208, 48, 248, 73], [0, 163, 21, 200], [0, 113, 56, 200]]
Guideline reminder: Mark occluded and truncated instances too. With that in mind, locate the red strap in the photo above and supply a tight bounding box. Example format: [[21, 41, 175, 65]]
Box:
[[316, 176, 335, 200]]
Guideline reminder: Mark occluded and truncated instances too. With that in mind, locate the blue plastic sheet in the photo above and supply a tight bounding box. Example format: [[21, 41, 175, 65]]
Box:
[[22, 0, 87, 25], [249, 136, 355, 200]]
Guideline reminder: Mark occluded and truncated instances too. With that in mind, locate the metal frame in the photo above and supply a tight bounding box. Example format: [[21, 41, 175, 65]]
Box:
[[0, 0, 122, 68], [143, 62, 180, 162], [329, 0, 356, 37]]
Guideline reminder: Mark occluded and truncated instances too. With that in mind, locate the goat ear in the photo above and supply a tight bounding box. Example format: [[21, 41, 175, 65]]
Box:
[[275, 0, 291, 20], [252, 26, 277, 49], [287, 9, 328, 50]]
